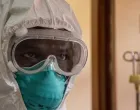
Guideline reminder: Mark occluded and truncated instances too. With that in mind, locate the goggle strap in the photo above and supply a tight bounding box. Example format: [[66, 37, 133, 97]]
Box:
[[7, 61, 18, 73]]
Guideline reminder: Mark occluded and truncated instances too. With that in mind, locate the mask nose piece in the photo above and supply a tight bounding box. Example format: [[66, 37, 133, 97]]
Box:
[[47, 55, 56, 70], [49, 55, 55, 61], [48, 55, 56, 62]]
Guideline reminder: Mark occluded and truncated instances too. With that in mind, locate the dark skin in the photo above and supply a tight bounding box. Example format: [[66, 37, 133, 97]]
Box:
[[15, 39, 76, 72]]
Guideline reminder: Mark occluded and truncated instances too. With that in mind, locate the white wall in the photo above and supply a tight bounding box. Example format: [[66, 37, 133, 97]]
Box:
[[65, 0, 92, 110], [115, 0, 140, 110]]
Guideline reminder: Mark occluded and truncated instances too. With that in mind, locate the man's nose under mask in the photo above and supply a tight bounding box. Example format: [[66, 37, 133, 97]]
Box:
[[15, 61, 67, 110]]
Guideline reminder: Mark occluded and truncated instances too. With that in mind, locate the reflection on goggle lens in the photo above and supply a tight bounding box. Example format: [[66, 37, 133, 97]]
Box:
[[14, 39, 82, 72]]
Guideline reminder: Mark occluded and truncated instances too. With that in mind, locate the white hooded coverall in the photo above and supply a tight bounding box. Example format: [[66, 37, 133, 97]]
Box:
[[0, 0, 82, 110]]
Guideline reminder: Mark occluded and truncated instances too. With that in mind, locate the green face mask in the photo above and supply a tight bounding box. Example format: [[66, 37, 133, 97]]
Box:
[[15, 61, 67, 110]]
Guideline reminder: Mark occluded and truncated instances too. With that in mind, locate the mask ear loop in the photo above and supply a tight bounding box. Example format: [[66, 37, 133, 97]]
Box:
[[64, 76, 70, 85], [57, 75, 76, 110]]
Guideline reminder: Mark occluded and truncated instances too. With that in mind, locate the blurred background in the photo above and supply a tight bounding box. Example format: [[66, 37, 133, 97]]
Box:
[[115, 0, 140, 110], [65, 0, 140, 110], [65, 0, 93, 110]]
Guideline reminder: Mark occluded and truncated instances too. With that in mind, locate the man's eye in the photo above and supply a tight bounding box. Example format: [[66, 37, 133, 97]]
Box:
[[23, 52, 36, 59], [59, 53, 69, 60]]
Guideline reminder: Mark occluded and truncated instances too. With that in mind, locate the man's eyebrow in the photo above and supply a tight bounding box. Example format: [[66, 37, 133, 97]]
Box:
[[17, 43, 41, 51]]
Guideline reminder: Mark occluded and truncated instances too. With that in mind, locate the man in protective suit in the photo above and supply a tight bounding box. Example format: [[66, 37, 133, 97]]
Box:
[[0, 0, 88, 110]]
